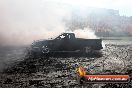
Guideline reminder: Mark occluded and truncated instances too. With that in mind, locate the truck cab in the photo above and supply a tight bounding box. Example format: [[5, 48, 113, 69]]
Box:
[[55, 33, 75, 40]]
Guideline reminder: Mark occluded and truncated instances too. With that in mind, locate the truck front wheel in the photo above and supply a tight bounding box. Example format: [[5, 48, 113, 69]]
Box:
[[42, 46, 49, 53]]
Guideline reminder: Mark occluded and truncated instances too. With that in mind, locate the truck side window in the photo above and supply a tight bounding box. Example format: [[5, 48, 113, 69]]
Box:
[[64, 34, 70, 40], [55, 34, 65, 40], [55, 33, 73, 40], [60, 35, 65, 39]]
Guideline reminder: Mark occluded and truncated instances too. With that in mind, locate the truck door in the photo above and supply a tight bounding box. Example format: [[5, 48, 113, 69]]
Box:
[[61, 34, 70, 51], [53, 33, 75, 51], [61, 33, 76, 51]]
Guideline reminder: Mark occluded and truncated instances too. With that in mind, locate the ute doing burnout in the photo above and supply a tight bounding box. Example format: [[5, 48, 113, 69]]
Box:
[[30, 33, 103, 57]]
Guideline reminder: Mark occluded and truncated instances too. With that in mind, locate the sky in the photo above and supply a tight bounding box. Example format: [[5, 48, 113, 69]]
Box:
[[0, 0, 132, 46], [48, 0, 132, 16]]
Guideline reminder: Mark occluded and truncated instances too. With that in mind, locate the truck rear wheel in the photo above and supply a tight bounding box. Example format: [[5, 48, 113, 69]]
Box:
[[85, 47, 91, 53], [82, 47, 93, 54]]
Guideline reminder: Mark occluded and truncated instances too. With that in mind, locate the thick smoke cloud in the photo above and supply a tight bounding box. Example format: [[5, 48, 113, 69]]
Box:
[[73, 28, 97, 39], [0, 0, 72, 46], [0, 0, 97, 46]]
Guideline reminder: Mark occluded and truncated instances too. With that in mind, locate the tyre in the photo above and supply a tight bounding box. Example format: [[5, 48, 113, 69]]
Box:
[[85, 47, 92, 54], [81, 47, 92, 56], [42, 46, 49, 53]]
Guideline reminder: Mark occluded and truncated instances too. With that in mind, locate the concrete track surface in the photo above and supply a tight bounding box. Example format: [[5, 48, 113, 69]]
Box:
[[0, 44, 132, 88]]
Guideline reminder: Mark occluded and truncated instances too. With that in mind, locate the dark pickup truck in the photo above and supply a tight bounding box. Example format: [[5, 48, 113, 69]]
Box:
[[30, 33, 103, 57]]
